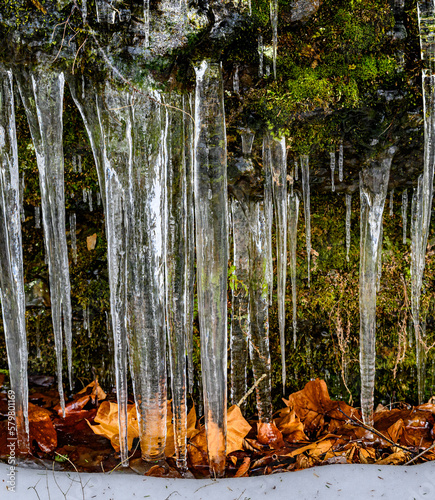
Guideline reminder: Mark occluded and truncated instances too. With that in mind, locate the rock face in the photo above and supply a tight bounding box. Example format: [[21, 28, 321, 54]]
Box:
[[290, 0, 321, 23]]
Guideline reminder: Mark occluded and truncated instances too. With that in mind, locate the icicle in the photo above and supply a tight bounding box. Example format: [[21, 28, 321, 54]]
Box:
[[359, 151, 392, 425], [35, 311, 41, 360], [269, 135, 287, 388], [15, 68, 73, 412], [83, 305, 88, 331], [230, 198, 250, 406], [402, 189, 408, 244], [70, 213, 77, 265], [78, 155, 82, 173], [72, 155, 77, 173], [233, 65, 240, 94], [97, 191, 101, 206], [270, 0, 278, 79], [300, 155, 311, 286], [294, 159, 298, 180], [241, 128, 255, 155], [82, 0, 87, 23], [166, 97, 188, 471], [345, 194, 352, 262], [34, 206, 41, 228], [416, 315, 427, 404], [258, 35, 264, 78], [248, 199, 272, 422], [20, 172, 25, 222], [376, 223, 383, 292], [410, 68, 435, 405], [389, 189, 394, 216], [68, 75, 129, 465], [183, 94, 195, 395], [88, 188, 93, 212], [288, 191, 300, 348], [0, 69, 29, 452], [194, 61, 228, 477], [83, 187, 87, 203], [338, 141, 344, 182], [330, 151, 335, 193], [144, 0, 150, 48], [262, 135, 273, 305]]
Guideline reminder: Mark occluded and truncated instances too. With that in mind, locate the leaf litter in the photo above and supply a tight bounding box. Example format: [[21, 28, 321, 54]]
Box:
[[1, 378, 435, 477]]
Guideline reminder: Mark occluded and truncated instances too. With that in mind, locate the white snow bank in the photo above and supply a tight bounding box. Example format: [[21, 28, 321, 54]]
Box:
[[1, 461, 434, 500]]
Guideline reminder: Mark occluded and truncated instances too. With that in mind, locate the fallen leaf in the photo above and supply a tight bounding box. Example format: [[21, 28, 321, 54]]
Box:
[[227, 405, 252, 454], [275, 405, 308, 443], [376, 450, 408, 465], [87, 233, 97, 250], [234, 456, 250, 477], [29, 403, 57, 452], [257, 421, 285, 449], [54, 380, 106, 416]]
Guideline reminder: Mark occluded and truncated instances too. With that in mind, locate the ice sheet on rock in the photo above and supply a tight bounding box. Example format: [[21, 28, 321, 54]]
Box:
[[288, 191, 300, 348], [194, 61, 228, 478], [15, 68, 73, 413], [269, 135, 287, 389], [359, 152, 392, 425], [0, 69, 29, 452], [230, 198, 250, 406], [300, 155, 311, 286]]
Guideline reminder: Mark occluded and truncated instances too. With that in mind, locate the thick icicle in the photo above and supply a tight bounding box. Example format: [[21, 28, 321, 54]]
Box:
[[389, 189, 394, 216], [258, 35, 264, 78], [69, 213, 77, 265], [294, 159, 299, 181], [262, 135, 274, 305], [269, 136, 287, 388], [16, 68, 73, 411], [230, 198, 250, 405], [330, 151, 336, 192], [345, 194, 352, 262], [166, 97, 188, 470], [359, 153, 392, 425], [0, 69, 29, 452], [402, 189, 408, 244], [338, 141, 344, 182], [68, 76, 129, 464], [194, 61, 228, 477], [183, 95, 195, 394], [248, 199, 272, 422], [241, 129, 255, 155], [270, 0, 278, 79], [144, 0, 150, 47], [300, 155, 311, 286], [288, 191, 300, 348]]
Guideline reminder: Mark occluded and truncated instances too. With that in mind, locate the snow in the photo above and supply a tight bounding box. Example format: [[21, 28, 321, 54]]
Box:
[[2, 461, 435, 500]]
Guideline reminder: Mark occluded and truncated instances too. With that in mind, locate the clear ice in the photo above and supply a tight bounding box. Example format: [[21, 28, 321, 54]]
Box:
[[288, 191, 300, 347], [300, 155, 311, 286], [69, 213, 77, 265], [194, 61, 228, 477], [330, 151, 336, 192], [0, 69, 29, 452], [270, 0, 278, 79], [402, 189, 408, 244], [338, 141, 344, 182], [345, 194, 352, 262]]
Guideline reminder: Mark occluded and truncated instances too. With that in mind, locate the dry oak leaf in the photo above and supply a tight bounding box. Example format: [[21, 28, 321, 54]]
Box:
[[284, 379, 359, 434], [29, 402, 57, 452], [275, 405, 308, 443], [55, 380, 106, 417], [88, 401, 139, 452]]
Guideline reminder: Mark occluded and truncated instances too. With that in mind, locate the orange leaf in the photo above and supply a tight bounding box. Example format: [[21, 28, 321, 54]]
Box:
[[234, 457, 250, 477], [87, 233, 97, 250], [227, 405, 252, 455], [257, 421, 285, 449], [29, 403, 57, 452]]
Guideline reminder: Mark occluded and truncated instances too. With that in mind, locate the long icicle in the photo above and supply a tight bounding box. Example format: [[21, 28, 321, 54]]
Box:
[[262, 135, 274, 305], [402, 189, 408, 244], [193, 61, 228, 477], [300, 155, 311, 286], [0, 68, 29, 452], [68, 76, 129, 465], [166, 96, 188, 470], [345, 193, 352, 262], [359, 151, 392, 425], [270, 135, 287, 389], [288, 191, 300, 348], [16, 68, 73, 414], [270, 0, 278, 79], [230, 198, 250, 406]]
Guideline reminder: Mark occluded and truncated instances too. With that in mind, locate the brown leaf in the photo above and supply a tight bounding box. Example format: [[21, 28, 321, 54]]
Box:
[[284, 436, 335, 458], [386, 418, 404, 443], [227, 405, 252, 454], [54, 380, 106, 416], [234, 456, 250, 477], [257, 421, 285, 449], [275, 406, 308, 443], [29, 403, 57, 452], [87, 233, 97, 250], [359, 447, 376, 464], [0, 374, 4, 389], [376, 450, 408, 465]]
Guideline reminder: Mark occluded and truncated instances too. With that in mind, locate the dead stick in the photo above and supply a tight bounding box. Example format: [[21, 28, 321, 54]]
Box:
[[404, 441, 435, 465], [336, 407, 413, 454], [237, 374, 267, 408]]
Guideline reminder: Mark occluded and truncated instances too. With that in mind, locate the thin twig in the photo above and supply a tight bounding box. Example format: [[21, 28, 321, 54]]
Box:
[[54, 452, 85, 500], [336, 407, 413, 454], [404, 441, 435, 465], [72, 37, 87, 75], [108, 438, 141, 474], [52, 6, 76, 63], [237, 374, 267, 407]]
